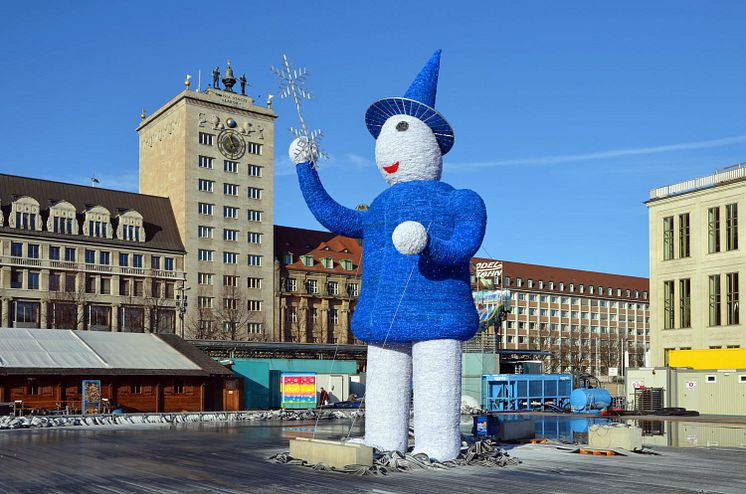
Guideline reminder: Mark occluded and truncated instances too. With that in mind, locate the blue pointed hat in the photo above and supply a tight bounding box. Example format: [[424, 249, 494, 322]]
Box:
[[365, 50, 455, 155]]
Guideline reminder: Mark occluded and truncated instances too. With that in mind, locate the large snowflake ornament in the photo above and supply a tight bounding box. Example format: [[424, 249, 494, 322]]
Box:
[[272, 55, 328, 166]]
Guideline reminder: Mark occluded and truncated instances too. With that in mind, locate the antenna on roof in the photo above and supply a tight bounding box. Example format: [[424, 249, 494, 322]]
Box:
[[198, 69, 201, 92], [90, 171, 100, 188]]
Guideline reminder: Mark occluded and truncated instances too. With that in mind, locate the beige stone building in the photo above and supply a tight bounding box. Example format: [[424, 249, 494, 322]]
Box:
[[138, 63, 276, 340], [273, 226, 361, 344], [647, 164, 746, 366], [0, 174, 186, 332]]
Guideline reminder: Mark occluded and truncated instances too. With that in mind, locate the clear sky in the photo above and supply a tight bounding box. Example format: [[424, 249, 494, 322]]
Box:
[[2, 1, 746, 278]]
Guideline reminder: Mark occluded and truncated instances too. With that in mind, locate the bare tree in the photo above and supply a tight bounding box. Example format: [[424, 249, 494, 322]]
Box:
[[186, 288, 221, 340], [213, 283, 264, 341], [144, 279, 176, 333], [46, 273, 94, 329]]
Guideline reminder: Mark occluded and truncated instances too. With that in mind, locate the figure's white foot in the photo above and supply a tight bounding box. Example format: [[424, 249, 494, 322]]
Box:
[[412, 339, 462, 461]]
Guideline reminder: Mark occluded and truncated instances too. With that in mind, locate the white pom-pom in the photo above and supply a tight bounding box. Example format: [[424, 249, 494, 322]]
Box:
[[288, 137, 318, 165], [392, 221, 428, 255]]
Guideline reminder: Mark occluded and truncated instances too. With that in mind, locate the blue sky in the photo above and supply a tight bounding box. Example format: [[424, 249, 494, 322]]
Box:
[[2, 2, 746, 278]]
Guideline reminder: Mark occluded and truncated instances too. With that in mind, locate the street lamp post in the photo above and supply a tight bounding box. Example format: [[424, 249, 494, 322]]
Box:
[[176, 280, 190, 338]]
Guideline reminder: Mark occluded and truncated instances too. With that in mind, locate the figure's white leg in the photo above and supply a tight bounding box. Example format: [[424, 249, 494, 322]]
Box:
[[364, 343, 412, 453], [412, 339, 462, 461]]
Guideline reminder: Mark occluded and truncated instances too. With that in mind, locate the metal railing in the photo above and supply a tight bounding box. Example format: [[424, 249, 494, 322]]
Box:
[[0, 256, 185, 280], [649, 162, 746, 199]]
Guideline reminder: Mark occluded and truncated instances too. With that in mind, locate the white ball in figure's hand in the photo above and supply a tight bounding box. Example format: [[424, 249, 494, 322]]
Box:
[[289, 137, 318, 165], [392, 221, 428, 255]]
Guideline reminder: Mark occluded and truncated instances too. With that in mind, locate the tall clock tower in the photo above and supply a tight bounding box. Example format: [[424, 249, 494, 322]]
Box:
[[137, 62, 276, 340]]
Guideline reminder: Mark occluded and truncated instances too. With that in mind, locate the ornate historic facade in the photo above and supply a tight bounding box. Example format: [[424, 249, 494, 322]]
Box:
[[0, 174, 186, 332], [273, 226, 362, 344]]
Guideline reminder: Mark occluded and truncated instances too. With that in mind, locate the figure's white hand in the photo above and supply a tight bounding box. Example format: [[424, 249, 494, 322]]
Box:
[[289, 137, 318, 165], [392, 221, 428, 255]]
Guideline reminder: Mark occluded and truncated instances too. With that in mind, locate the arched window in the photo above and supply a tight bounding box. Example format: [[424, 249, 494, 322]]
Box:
[[116, 210, 144, 242], [10, 196, 41, 231], [84, 206, 112, 239], [47, 200, 78, 235]]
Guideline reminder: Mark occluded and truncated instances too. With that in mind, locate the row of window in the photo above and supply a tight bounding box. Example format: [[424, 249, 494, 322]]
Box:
[[196, 297, 263, 311], [487, 276, 647, 300], [10, 210, 144, 242], [197, 203, 263, 222], [197, 226, 263, 244], [198, 133, 263, 156], [9, 268, 176, 298], [504, 321, 648, 335], [663, 272, 739, 329], [282, 253, 355, 271], [197, 250, 262, 266], [513, 307, 648, 322], [286, 307, 342, 326], [196, 179, 263, 199], [282, 278, 359, 296], [197, 319, 263, 334], [9, 243, 175, 270], [663, 204, 738, 260], [512, 293, 647, 310], [196, 273, 262, 289]]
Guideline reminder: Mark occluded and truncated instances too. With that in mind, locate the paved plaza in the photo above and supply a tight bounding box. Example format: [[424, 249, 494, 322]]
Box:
[[0, 419, 744, 493]]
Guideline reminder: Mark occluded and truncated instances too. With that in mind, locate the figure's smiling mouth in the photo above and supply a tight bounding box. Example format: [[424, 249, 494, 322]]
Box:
[[383, 161, 399, 174]]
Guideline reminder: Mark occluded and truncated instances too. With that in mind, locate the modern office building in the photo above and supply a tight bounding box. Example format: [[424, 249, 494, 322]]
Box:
[[473, 258, 650, 377], [0, 174, 186, 332], [137, 63, 276, 340], [647, 164, 746, 366], [273, 225, 362, 344]]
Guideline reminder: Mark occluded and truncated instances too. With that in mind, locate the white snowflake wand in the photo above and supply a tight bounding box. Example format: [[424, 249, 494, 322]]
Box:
[[271, 54, 328, 166]]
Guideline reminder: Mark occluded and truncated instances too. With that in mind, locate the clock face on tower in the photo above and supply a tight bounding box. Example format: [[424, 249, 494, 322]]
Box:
[[217, 129, 246, 160]]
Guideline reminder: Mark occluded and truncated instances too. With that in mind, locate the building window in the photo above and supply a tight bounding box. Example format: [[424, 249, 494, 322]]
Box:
[[663, 216, 674, 260], [65, 274, 76, 292], [709, 274, 721, 326], [327, 281, 339, 295], [198, 249, 214, 262], [173, 380, 185, 394], [247, 277, 262, 289], [133, 254, 143, 268], [248, 323, 263, 334], [223, 275, 239, 287], [663, 281, 674, 329], [151, 256, 160, 270], [198, 273, 213, 285], [27, 271, 40, 290], [322, 257, 334, 269], [15, 212, 36, 231], [198, 179, 214, 192], [198, 155, 214, 168], [679, 278, 691, 328], [247, 142, 262, 155], [164, 257, 174, 271], [49, 272, 61, 291], [285, 278, 297, 291], [708, 207, 721, 253], [247, 164, 263, 177], [224, 183, 238, 196], [119, 253, 129, 267], [64, 247, 76, 262], [198, 297, 214, 309], [27, 244, 39, 259], [223, 252, 238, 264], [329, 309, 339, 326], [727, 272, 739, 325], [726, 203, 738, 251], [678, 213, 690, 258], [224, 160, 238, 173], [247, 254, 262, 266], [247, 210, 262, 222], [301, 255, 314, 267], [198, 225, 214, 238], [248, 187, 262, 200], [198, 132, 214, 145], [198, 203, 214, 215], [340, 259, 353, 271], [248, 300, 263, 311], [100, 277, 111, 295], [306, 279, 318, 293], [85, 249, 95, 264], [10, 242, 22, 257], [247, 232, 262, 244], [224, 206, 238, 219], [347, 283, 359, 296], [100, 251, 110, 265], [223, 229, 238, 241]]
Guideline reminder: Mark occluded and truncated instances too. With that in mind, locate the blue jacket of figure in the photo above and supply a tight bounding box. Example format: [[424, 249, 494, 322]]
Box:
[[296, 162, 487, 343]]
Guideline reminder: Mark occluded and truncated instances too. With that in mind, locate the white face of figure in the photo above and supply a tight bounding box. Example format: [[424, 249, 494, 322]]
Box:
[[375, 114, 443, 185]]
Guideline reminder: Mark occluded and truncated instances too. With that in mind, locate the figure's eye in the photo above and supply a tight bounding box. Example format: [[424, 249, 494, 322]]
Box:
[[396, 121, 409, 132]]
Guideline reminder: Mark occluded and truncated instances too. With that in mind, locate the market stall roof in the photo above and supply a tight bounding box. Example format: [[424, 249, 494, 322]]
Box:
[[0, 328, 230, 376]]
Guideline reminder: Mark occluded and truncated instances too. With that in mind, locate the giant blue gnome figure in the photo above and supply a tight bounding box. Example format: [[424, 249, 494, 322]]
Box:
[[291, 50, 487, 461]]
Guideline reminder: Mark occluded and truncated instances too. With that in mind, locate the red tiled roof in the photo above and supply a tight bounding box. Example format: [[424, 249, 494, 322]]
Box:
[[274, 225, 362, 275]]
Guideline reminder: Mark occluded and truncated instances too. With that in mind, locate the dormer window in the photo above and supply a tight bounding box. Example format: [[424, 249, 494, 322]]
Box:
[[283, 252, 294, 265], [10, 196, 41, 231], [116, 210, 144, 242], [83, 206, 112, 239], [47, 200, 78, 235], [321, 257, 334, 269], [341, 259, 353, 271], [301, 255, 314, 267]]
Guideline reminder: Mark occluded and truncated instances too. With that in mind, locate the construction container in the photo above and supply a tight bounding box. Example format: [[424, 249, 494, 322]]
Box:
[[570, 388, 612, 413], [481, 374, 572, 411]]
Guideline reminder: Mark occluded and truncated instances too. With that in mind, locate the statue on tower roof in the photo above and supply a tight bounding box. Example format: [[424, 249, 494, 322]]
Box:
[[239, 74, 247, 95], [212, 66, 220, 89], [222, 59, 237, 93]]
